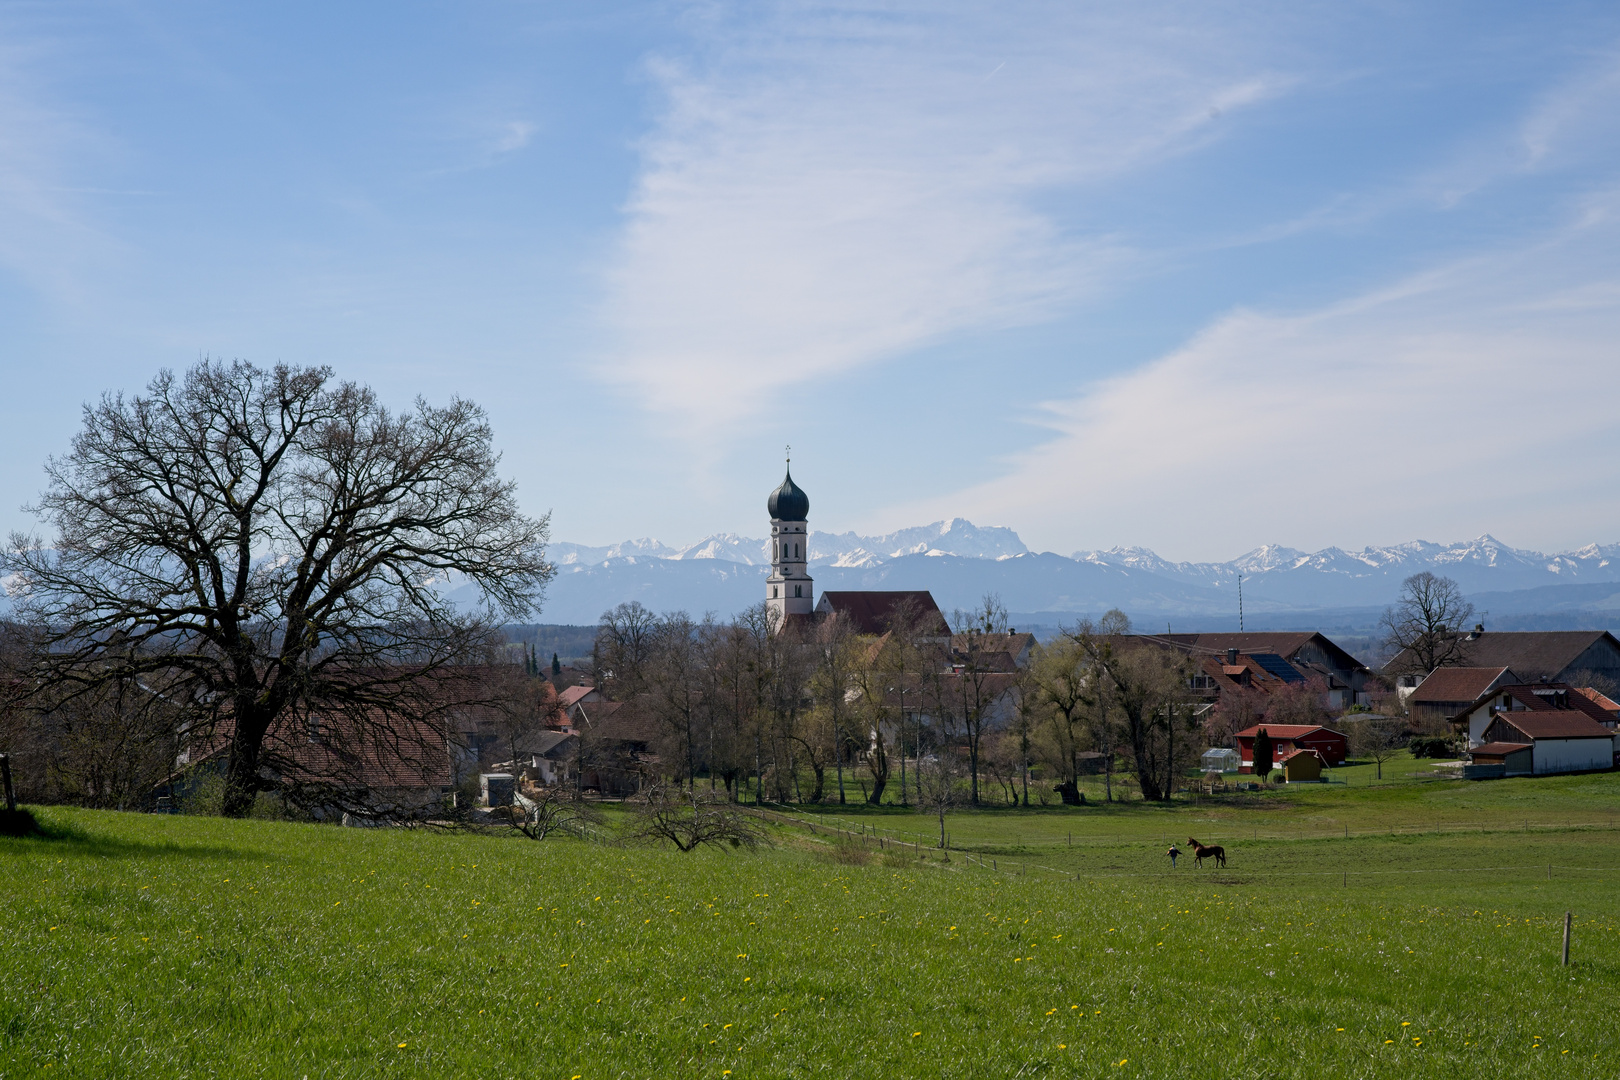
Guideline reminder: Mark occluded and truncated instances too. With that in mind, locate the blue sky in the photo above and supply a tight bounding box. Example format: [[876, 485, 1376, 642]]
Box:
[[4, 1, 1620, 561]]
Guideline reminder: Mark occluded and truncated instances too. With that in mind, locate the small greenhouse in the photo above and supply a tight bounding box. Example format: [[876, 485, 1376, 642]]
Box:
[[1201, 748, 1240, 773]]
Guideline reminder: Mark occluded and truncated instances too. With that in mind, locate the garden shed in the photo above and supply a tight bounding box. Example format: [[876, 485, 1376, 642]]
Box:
[[1280, 749, 1324, 782], [1201, 748, 1240, 772]]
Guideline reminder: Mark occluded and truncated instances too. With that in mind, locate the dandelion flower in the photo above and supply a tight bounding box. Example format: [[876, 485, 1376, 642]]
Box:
[[912, 1032, 921, 1038], [397, 1043, 407, 1048]]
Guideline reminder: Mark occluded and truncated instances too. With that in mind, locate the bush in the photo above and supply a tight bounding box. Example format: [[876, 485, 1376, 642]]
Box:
[[1408, 735, 1458, 759]]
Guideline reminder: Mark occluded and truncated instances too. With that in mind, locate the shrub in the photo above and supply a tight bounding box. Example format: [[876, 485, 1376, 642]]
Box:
[[1409, 735, 1458, 759]]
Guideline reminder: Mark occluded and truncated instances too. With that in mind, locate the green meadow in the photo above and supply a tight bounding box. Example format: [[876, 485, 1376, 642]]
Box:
[[4, 759, 1620, 1079]]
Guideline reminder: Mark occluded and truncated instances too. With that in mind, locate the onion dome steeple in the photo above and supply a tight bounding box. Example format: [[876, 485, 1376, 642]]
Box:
[[767, 467, 809, 522]]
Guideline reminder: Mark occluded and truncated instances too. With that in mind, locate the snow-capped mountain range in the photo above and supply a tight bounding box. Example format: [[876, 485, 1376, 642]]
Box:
[[538, 525, 1620, 626], [11, 525, 1617, 631], [551, 518, 1029, 569]]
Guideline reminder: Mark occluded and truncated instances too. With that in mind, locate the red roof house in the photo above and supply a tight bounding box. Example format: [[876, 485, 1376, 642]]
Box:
[[1233, 724, 1348, 772]]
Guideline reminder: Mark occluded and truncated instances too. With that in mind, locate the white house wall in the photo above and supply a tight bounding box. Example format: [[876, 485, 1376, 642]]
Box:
[[1532, 738, 1612, 775]]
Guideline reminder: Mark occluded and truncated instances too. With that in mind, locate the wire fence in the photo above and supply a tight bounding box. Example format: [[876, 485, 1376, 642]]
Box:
[[749, 807, 1620, 885], [761, 810, 1620, 851]]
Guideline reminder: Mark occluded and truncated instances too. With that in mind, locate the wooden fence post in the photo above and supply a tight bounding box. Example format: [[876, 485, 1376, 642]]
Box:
[[1563, 911, 1571, 966]]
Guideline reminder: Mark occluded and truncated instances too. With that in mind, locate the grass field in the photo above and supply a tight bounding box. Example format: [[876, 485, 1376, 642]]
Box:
[[4, 759, 1620, 1078]]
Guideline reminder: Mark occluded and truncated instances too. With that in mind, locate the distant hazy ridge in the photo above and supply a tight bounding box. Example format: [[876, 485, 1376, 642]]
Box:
[[539, 521, 1620, 628]]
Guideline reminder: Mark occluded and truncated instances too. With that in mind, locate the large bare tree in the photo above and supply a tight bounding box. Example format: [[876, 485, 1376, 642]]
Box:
[[1380, 572, 1476, 676], [1069, 610, 1194, 802], [2, 360, 551, 817]]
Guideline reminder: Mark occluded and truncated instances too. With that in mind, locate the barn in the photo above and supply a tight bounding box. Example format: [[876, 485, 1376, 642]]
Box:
[[1473, 712, 1614, 776], [1233, 724, 1349, 773]]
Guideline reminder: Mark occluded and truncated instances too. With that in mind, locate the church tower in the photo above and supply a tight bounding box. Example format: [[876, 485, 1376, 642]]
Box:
[[766, 457, 813, 627]]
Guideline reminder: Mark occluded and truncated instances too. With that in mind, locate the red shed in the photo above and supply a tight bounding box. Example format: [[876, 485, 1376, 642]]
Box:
[[1233, 724, 1349, 772]]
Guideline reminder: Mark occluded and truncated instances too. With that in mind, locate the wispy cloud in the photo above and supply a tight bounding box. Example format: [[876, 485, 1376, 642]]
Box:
[[600, 2, 1293, 433], [913, 206, 1620, 559], [493, 120, 536, 155]]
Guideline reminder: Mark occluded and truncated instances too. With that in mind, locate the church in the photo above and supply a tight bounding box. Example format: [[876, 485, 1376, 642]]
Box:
[[764, 463, 949, 638]]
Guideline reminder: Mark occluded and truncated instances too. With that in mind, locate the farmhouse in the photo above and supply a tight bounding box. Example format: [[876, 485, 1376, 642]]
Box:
[[498, 729, 579, 787], [1386, 629, 1620, 685], [1140, 632, 1371, 709], [1406, 666, 1518, 728], [1233, 724, 1348, 772], [1450, 682, 1618, 748], [171, 709, 457, 819], [1468, 711, 1615, 776], [571, 699, 662, 796]]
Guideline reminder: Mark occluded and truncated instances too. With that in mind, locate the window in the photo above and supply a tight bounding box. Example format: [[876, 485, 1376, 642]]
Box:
[[795, 585, 802, 597], [772, 586, 778, 598]]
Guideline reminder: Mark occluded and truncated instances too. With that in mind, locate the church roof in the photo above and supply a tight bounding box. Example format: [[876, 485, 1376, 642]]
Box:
[[767, 468, 809, 521], [816, 591, 949, 637]]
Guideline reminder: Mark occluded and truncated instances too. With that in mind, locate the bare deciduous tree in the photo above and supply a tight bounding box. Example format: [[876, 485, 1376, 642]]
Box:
[[627, 783, 769, 851], [509, 785, 602, 841], [594, 601, 659, 698], [2, 360, 551, 817], [1349, 715, 1407, 780], [914, 752, 960, 849], [1380, 572, 1476, 676], [1069, 610, 1194, 802]]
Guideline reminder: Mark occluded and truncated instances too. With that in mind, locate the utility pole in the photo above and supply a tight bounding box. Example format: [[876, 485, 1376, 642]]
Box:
[[1238, 573, 1244, 632]]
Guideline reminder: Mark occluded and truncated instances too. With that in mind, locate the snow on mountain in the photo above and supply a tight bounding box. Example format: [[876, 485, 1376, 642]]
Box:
[[553, 519, 1028, 570], [550, 538, 682, 565], [537, 526, 1620, 624]]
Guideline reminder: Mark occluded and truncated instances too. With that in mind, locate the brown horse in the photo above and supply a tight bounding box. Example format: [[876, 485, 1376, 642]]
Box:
[[1187, 836, 1226, 868]]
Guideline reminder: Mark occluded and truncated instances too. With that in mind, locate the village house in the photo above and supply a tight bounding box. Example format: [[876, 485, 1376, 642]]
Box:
[[1466, 710, 1615, 777], [1449, 681, 1619, 749], [1232, 724, 1349, 773], [1405, 666, 1518, 728], [1386, 628, 1620, 686], [497, 729, 579, 787], [1142, 632, 1372, 709], [569, 698, 662, 796], [170, 709, 457, 821]]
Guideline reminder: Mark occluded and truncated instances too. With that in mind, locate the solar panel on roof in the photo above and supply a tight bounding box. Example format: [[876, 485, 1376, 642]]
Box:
[[1248, 653, 1304, 683]]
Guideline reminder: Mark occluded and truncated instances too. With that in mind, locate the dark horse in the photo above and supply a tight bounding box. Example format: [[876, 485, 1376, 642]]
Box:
[[1187, 836, 1226, 868]]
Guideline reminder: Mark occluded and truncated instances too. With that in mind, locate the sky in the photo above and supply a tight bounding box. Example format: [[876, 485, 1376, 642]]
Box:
[[3, 1, 1620, 562]]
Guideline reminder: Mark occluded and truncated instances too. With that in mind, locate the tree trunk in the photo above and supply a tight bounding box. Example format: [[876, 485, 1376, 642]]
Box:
[[1128, 715, 1165, 802], [968, 739, 980, 805], [222, 711, 269, 818], [835, 739, 845, 804]]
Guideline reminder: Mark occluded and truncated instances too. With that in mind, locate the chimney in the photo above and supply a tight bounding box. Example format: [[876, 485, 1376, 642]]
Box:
[[1467, 623, 1484, 641], [1226, 648, 1239, 665]]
